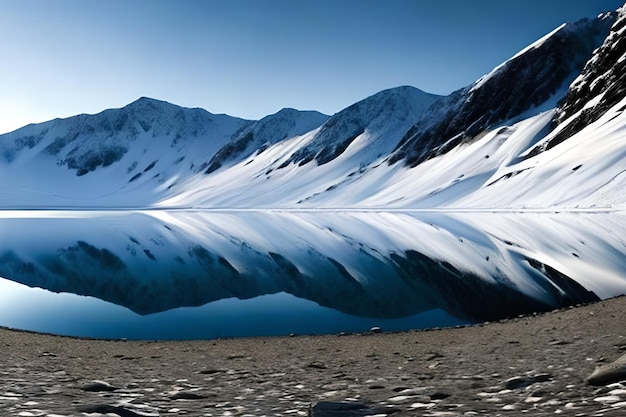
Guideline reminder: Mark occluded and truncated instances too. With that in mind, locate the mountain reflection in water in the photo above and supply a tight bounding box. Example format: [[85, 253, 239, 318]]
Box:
[[0, 210, 624, 339]]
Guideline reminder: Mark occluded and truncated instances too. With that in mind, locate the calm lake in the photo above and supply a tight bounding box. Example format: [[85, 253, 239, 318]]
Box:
[[0, 210, 624, 339]]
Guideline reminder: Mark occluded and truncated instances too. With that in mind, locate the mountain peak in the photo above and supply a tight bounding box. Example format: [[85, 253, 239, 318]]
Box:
[[277, 86, 442, 168], [202, 107, 329, 174], [123, 96, 185, 114], [130, 96, 167, 105]]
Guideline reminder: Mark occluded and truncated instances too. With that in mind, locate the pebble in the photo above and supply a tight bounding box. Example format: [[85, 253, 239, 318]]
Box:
[[169, 391, 208, 400], [80, 380, 117, 392], [503, 373, 552, 389], [594, 395, 622, 403]]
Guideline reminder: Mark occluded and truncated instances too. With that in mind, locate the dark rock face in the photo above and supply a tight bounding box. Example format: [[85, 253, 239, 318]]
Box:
[[390, 13, 616, 167], [530, 10, 626, 155]]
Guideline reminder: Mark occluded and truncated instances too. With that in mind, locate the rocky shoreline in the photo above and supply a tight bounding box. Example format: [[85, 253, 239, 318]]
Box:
[[1, 296, 625, 416]]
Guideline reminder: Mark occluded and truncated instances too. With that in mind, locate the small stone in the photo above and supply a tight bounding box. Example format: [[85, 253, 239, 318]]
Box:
[[483, 397, 503, 403], [524, 396, 543, 403], [430, 392, 450, 400], [80, 380, 117, 392], [170, 391, 208, 400], [388, 395, 414, 403], [307, 362, 327, 370], [549, 340, 571, 346], [425, 352, 445, 361], [199, 369, 223, 375], [503, 376, 534, 389], [533, 373, 553, 383], [410, 402, 434, 409], [594, 395, 621, 403], [503, 373, 552, 390]]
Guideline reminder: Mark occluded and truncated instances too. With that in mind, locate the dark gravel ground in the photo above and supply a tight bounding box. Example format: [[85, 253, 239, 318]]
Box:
[[1, 296, 625, 416]]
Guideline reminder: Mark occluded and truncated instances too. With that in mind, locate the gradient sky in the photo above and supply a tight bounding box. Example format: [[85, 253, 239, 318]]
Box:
[[1, 0, 624, 134]]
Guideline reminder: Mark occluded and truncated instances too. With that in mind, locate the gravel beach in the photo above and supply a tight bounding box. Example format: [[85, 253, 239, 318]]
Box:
[[1, 296, 625, 417]]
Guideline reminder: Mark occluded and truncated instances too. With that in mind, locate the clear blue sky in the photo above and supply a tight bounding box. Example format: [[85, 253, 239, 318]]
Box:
[[0, 0, 623, 133]]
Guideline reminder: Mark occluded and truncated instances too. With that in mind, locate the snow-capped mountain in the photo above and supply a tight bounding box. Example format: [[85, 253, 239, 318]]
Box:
[[0, 7, 625, 210]]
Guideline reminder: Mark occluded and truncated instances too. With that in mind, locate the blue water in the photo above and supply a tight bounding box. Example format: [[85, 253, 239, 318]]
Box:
[[0, 279, 464, 339]]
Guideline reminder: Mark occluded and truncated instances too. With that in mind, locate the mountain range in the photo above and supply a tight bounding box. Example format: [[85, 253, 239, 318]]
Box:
[[1, 6, 625, 210]]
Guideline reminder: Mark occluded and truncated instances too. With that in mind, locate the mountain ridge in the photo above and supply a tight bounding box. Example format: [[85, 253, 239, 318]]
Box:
[[0, 5, 624, 210]]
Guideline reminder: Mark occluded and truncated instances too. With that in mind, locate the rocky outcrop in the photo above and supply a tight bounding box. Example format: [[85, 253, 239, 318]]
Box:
[[530, 8, 626, 155], [587, 353, 626, 386]]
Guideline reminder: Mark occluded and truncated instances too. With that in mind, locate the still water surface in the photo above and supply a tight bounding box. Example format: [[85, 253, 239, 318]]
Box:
[[0, 210, 624, 339]]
